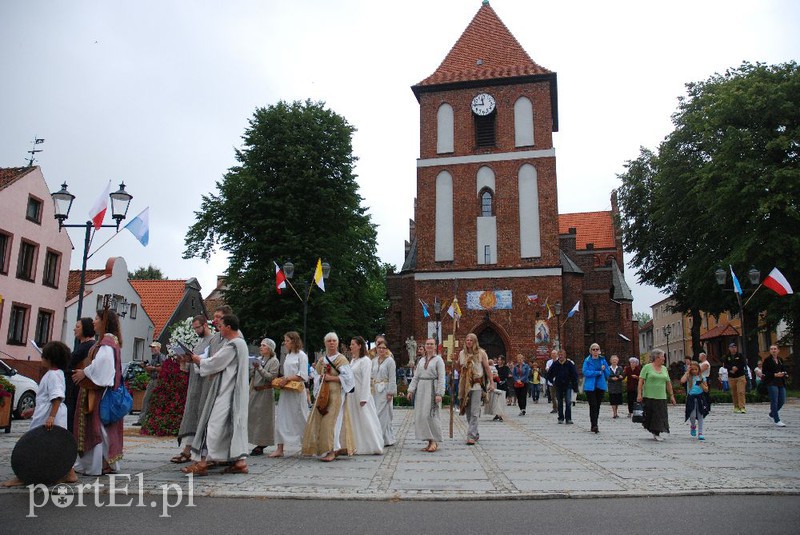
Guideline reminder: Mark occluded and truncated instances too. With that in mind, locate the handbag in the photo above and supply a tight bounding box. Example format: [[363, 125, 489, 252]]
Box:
[[271, 378, 305, 392], [99, 382, 133, 425], [513, 380, 524, 389], [631, 401, 645, 423]]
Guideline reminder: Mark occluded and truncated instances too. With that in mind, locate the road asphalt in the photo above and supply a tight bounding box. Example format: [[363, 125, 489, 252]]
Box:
[[1, 397, 798, 500]]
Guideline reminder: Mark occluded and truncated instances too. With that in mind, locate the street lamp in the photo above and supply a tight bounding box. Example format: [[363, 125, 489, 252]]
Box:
[[554, 301, 562, 351], [51, 182, 134, 323], [663, 324, 672, 365], [715, 266, 761, 372], [283, 260, 330, 352], [433, 297, 442, 353]]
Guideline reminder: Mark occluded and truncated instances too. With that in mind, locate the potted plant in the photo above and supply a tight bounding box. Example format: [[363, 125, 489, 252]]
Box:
[[126, 372, 150, 413], [0, 375, 15, 433]]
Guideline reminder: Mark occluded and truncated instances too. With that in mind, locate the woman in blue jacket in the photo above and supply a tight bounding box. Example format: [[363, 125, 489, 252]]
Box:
[[582, 343, 610, 434]]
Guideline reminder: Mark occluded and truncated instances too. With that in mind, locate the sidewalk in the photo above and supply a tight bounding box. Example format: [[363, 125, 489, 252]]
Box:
[[1, 399, 798, 500]]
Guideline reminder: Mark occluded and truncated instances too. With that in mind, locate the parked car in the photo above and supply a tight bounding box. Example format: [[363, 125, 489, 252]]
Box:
[[0, 360, 39, 418], [122, 360, 147, 384]]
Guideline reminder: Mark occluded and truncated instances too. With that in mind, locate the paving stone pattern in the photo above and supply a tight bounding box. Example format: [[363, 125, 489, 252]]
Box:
[[1, 400, 798, 500]]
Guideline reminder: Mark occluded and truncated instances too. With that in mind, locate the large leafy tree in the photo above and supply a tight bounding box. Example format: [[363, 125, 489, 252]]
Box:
[[184, 100, 388, 353], [617, 62, 800, 369], [129, 265, 165, 280]]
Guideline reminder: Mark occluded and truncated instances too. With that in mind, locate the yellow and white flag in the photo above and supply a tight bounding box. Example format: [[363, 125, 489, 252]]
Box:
[[313, 258, 325, 291]]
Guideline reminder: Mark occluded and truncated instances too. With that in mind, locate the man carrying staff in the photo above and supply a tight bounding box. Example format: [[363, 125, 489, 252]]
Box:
[[182, 314, 250, 476], [458, 333, 494, 445]]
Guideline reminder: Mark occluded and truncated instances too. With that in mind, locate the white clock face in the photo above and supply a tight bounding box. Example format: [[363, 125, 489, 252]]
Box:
[[471, 93, 496, 116]]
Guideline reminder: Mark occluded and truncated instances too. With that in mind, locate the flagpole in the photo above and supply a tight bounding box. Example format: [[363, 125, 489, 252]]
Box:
[[743, 283, 763, 308], [85, 229, 123, 260], [283, 278, 303, 302]]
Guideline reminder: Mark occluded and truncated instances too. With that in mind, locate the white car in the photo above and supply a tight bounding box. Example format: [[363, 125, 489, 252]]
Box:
[[0, 360, 39, 418]]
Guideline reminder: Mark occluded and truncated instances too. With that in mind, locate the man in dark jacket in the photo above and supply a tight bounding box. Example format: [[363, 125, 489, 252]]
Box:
[[546, 350, 579, 424], [722, 342, 748, 413]]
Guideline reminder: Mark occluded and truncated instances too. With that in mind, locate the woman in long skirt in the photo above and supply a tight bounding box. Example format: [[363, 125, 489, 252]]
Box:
[[248, 338, 280, 455], [637, 349, 676, 441], [270, 331, 310, 457], [371, 336, 397, 447], [406, 338, 446, 452], [345, 337, 383, 455]]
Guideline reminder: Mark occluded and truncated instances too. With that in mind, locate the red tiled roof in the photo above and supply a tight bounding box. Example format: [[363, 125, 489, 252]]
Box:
[[559, 211, 616, 250], [0, 167, 36, 191], [414, 3, 551, 88], [700, 323, 740, 341], [130, 279, 188, 338], [66, 269, 107, 301]]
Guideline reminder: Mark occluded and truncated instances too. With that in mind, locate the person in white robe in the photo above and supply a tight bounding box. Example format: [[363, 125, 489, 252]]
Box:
[[344, 336, 383, 455], [371, 337, 397, 447], [270, 331, 310, 458], [406, 338, 446, 452], [183, 314, 250, 476]]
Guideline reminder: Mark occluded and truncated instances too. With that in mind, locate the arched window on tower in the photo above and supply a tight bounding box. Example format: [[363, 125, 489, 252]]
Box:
[[479, 187, 494, 217], [514, 97, 534, 147], [437, 103, 454, 154]]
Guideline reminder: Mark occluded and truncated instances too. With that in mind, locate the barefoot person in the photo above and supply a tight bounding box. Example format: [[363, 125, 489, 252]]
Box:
[[458, 333, 494, 445]]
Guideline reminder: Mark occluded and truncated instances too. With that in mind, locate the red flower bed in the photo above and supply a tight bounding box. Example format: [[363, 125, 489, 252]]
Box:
[[141, 358, 188, 436]]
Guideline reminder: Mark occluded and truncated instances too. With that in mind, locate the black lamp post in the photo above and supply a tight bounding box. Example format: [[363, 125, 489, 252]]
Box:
[[663, 324, 672, 365], [283, 260, 330, 353], [51, 182, 133, 323], [433, 297, 442, 353], [554, 301, 562, 351], [714, 266, 761, 371]]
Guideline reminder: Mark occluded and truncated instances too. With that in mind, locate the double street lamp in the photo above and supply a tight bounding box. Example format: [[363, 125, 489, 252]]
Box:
[[282, 260, 330, 353], [554, 301, 562, 351], [50, 182, 133, 322], [715, 266, 761, 369]]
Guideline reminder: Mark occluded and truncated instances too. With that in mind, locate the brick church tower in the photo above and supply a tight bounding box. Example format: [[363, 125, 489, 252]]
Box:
[[386, 1, 638, 366]]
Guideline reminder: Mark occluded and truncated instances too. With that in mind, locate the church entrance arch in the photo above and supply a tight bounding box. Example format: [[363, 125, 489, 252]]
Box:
[[474, 322, 509, 361]]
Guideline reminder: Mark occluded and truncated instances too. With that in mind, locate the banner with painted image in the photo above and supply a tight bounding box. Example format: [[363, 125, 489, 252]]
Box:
[[466, 290, 513, 310], [535, 320, 550, 344]]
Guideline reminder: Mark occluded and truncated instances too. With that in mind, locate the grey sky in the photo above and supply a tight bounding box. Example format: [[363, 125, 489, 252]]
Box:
[[2, 0, 798, 314]]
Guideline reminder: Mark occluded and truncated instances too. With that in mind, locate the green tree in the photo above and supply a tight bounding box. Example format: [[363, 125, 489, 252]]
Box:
[[183, 100, 389, 353], [129, 265, 165, 280], [617, 61, 800, 369], [633, 312, 651, 327]]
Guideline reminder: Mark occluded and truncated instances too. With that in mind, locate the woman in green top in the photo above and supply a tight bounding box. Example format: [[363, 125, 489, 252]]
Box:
[[637, 349, 676, 442]]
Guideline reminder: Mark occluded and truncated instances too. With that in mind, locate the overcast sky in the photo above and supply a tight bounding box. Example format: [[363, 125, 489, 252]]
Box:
[[2, 0, 798, 315]]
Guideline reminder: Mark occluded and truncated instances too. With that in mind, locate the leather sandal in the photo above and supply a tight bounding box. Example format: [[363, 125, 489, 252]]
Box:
[[222, 463, 249, 474], [426, 443, 438, 452], [171, 451, 192, 463], [181, 463, 208, 477]]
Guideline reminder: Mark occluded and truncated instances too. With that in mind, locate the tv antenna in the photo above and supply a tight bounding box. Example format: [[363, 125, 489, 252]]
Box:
[[26, 137, 45, 166]]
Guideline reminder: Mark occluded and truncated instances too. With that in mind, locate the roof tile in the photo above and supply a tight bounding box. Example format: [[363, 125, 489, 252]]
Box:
[[0, 167, 36, 191], [130, 279, 188, 338], [559, 211, 616, 250]]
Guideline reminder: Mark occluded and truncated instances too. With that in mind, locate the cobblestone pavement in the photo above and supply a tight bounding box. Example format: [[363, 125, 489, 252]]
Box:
[[1, 399, 798, 500]]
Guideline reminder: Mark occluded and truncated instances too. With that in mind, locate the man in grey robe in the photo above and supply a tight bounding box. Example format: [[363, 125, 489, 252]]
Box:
[[183, 313, 250, 476], [170, 314, 214, 463]]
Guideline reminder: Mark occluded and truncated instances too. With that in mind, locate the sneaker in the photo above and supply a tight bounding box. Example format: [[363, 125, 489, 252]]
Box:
[[690, 426, 696, 437], [776, 421, 786, 427], [519, 410, 526, 416], [698, 434, 705, 441], [740, 407, 747, 413], [550, 410, 558, 414], [557, 419, 564, 424], [653, 434, 664, 442], [733, 408, 740, 413], [566, 420, 573, 425]]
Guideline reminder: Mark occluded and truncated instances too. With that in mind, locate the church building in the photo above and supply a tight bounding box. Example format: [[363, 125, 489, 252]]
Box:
[[386, 2, 639, 367]]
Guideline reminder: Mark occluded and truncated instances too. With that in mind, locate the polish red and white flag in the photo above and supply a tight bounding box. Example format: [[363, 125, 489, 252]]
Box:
[[763, 267, 794, 296], [88, 181, 111, 230], [274, 262, 287, 294]]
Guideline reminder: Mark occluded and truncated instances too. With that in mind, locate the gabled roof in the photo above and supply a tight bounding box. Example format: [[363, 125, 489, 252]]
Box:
[[559, 250, 583, 274], [130, 279, 190, 339], [66, 269, 107, 301], [0, 166, 36, 191], [414, 2, 552, 89], [611, 259, 633, 301], [401, 236, 417, 273], [559, 211, 616, 250], [700, 323, 740, 341]]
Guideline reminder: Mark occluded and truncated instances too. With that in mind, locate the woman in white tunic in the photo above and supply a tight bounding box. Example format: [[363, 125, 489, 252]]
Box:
[[270, 331, 310, 458], [345, 336, 383, 455], [371, 337, 397, 447], [406, 338, 446, 452]]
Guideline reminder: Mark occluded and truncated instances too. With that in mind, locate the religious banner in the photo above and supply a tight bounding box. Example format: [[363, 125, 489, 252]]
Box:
[[534, 320, 550, 345], [427, 321, 442, 344], [465, 290, 513, 310]]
